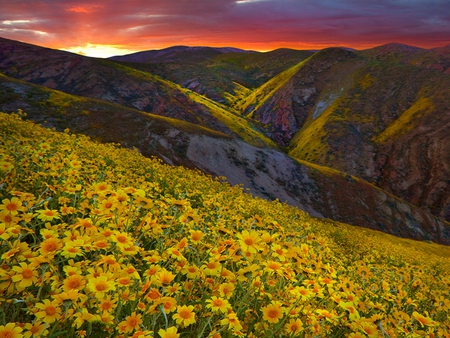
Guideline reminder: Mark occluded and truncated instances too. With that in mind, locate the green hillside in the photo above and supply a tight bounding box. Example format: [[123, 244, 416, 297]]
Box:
[[1, 112, 449, 337]]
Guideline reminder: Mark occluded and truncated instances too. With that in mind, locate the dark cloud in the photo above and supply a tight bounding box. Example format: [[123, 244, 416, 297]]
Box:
[[0, 0, 449, 56]]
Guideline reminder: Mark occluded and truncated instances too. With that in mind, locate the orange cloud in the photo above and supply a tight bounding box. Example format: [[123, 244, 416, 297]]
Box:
[[67, 5, 103, 14]]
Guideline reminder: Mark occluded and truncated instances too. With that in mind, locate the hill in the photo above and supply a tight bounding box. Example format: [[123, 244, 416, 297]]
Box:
[[0, 37, 274, 149], [1, 112, 449, 337], [1, 72, 448, 243], [110, 47, 313, 105], [228, 43, 450, 222], [1, 37, 449, 243]]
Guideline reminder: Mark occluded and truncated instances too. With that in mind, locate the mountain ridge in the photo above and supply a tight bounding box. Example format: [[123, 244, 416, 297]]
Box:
[[110, 45, 255, 63], [0, 36, 449, 243]]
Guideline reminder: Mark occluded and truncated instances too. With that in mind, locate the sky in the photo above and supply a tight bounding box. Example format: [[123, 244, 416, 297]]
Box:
[[0, 0, 449, 58]]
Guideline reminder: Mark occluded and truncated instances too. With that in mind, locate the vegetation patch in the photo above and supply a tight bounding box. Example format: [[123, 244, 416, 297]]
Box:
[[0, 112, 449, 337]]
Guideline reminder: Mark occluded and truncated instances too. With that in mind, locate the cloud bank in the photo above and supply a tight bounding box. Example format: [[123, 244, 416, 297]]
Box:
[[0, 0, 449, 56]]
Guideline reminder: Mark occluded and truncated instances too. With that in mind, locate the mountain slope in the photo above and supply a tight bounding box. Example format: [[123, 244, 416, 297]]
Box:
[[0, 37, 274, 148], [1, 37, 449, 242], [229, 43, 450, 222], [110, 48, 313, 105], [238, 48, 359, 145], [0, 73, 448, 243]]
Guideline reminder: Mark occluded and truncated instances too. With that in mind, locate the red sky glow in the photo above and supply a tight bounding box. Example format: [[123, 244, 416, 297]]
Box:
[[1, 0, 449, 57]]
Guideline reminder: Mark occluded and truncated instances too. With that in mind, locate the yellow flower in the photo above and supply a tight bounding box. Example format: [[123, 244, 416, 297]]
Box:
[[36, 209, 60, 221], [236, 230, 261, 253], [316, 309, 338, 323], [87, 276, 115, 297], [339, 301, 360, 321], [0, 322, 23, 338], [173, 305, 196, 327], [98, 312, 115, 325], [160, 297, 177, 313], [206, 296, 231, 313], [348, 333, 366, 338], [112, 231, 135, 249], [0, 197, 24, 215], [271, 244, 287, 261], [189, 230, 204, 243], [91, 182, 112, 194], [39, 237, 62, 256], [158, 326, 180, 338], [202, 260, 222, 277], [220, 311, 242, 331], [285, 318, 303, 335], [290, 286, 312, 300], [182, 264, 202, 279], [73, 308, 96, 329], [74, 218, 97, 233], [264, 260, 284, 276], [167, 247, 185, 261], [165, 283, 181, 295], [99, 196, 119, 213], [98, 295, 117, 312], [23, 322, 48, 338], [0, 210, 20, 226], [156, 269, 175, 286], [53, 290, 84, 303], [34, 299, 62, 323], [117, 276, 133, 287], [145, 288, 161, 302], [61, 240, 85, 258], [119, 312, 142, 333], [262, 301, 284, 324], [63, 274, 86, 292], [11, 262, 38, 290], [218, 282, 235, 298], [412, 311, 438, 327], [358, 321, 379, 337], [0, 224, 10, 242], [0, 160, 14, 172]]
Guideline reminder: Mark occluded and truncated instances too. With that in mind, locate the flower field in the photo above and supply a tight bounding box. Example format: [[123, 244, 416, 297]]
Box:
[[0, 111, 449, 337]]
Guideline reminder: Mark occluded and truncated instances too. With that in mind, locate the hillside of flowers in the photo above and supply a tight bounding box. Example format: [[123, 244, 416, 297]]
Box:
[[1, 111, 449, 338]]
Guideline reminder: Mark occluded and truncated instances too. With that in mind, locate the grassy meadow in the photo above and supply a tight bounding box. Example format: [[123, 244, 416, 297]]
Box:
[[0, 111, 449, 337]]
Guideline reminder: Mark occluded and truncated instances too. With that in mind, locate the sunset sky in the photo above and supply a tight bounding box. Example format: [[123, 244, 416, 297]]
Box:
[[1, 0, 449, 57]]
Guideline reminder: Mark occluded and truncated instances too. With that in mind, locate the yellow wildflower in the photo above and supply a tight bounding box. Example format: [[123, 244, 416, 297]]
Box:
[[11, 262, 38, 290], [262, 301, 284, 324], [34, 299, 62, 324], [0, 323, 23, 338], [206, 296, 231, 313], [158, 326, 180, 338], [173, 305, 196, 327], [236, 230, 261, 253]]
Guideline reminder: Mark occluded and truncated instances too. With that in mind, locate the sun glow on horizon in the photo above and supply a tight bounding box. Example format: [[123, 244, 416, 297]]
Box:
[[61, 43, 140, 58]]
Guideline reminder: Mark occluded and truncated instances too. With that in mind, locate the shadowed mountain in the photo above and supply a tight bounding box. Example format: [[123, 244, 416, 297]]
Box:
[[1, 71, 448, 243], [110, 45, 254, 63]]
